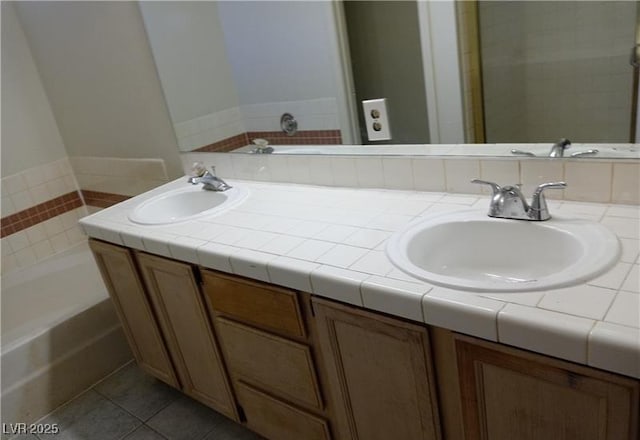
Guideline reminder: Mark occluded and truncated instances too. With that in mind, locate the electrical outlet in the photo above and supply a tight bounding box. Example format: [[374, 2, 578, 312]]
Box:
[[362, 98, 391, 141]]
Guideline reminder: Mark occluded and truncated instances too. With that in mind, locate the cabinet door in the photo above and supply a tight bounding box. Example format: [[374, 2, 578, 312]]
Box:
[[88, 240, 178, 387], [450, 332, 640, 440], [136, 252, 237, 420], [313, 298, 441, 440]]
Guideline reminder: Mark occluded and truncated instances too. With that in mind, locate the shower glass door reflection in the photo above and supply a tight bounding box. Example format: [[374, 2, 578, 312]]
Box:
[[478, 1, 638, 143]]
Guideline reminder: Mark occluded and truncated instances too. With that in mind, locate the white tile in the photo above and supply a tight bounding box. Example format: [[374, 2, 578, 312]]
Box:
[[210, 226, 250, 245], [234, 230, 280, 249], [287, 220, 329, 238], [367, 213, 414, 231], [48, 178, 68, 198], [316, 244, 368, 268], [386, 267, 421, 283], [478, 291, 544, 307], [260, 216, 302, 234], [43, 217, 65, 237], [313, 224, 359, 243], [349, 251, 393, 276], [29, 184, 51, 205], [230, 249, 276, 282], [444, 159, 481, 194], [286, 239, 335, 261], [50, 232, 70, 253], [538, 285, 616, 320], [7, 231, 30, 252], [197, 242, 236, 273], [310, 265, 368, 306], [412, 158, 446, 191], [621, 264, 639, 293], [65, 226, 86, 245], [1, 196, 16, 217], [588, 321, 640, 378], [520, 159, 564, 200], [10, 190, 34, 211], [439, 194, 479, 205], [362, 276, 431, 322], [423, 288, 505, 341], [308, 157, 334, 186], [382, 158, 414, 190], [267, 256, 320, 292], [479, 159, 520, 189], [1, 238, 12, 256], [612, 163, 640, 204], [259, 235, 305, 255], [601, 217, 639, 239], [356, 158, 385, 188], [498, 304, 595, 363], [330, 157, 359, 187], [287, 156, 312, 183], [32, 240, 54, 260], [3, 173, 27, 194], [168, 236, 207, 264], [587, 262, 632, 290], [1, 254, 18, 274], [59, 211, 79, 230], [606, 205, 640, 219], [14, 246, 37, 268], [119, 226, 145, 250], [140, 231, 175, 258], [605, 292, 640, 328], [564, 162, 612, 202]]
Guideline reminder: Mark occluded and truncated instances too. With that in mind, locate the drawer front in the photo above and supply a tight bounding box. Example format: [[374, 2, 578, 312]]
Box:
[[202, 270, 305, 339], [236, 382, 332, 440], [216, 318, 323, 410]]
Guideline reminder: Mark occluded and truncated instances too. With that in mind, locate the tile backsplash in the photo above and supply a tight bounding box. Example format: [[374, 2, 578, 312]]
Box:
[[181, 152, 640, 205], [1, 158, 87, 274]]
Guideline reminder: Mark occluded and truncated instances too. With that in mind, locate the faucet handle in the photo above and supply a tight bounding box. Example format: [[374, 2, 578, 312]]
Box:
[[530, 181, 567, 220], [471, 179, 501, 196]]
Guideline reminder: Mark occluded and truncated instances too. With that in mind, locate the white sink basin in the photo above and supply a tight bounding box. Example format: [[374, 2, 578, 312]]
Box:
[[128, 185, 249, 225], [386, 210, 620, 292]]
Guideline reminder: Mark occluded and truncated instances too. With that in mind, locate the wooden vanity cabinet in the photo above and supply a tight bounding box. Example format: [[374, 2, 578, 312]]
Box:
[[312, 297, 442, 440], [431, 328, 640, 440], [135, 252, 238, 420], [88, 239, 178, 387], [202, 270, 333, 440]]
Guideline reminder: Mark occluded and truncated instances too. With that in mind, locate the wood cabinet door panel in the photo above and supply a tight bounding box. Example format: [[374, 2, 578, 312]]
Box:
[[89, 239, 178, 387], [455, 336, 640, 440], [236, 381, 332, 440], [202, 270, 305, 339], [313, 298, 441, 440], [216, 317, 323, 410], [136, 253, 237, 420]]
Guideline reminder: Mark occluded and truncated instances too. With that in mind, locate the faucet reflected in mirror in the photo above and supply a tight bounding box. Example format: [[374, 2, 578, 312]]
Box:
[[139, 1, 639, 155]]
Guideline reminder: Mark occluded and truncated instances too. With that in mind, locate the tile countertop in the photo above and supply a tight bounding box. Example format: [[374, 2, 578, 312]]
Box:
[[79, 178, 640, 379]]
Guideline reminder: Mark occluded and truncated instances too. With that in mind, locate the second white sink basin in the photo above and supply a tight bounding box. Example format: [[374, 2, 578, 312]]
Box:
[[386, 210, 620, 292], [129, 185, 249, 225]]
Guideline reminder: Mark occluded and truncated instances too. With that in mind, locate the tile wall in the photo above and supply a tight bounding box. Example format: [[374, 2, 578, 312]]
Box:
[[182, 152, 640, 205], [1, 158, 87, 274], [70, 157, 170, 213], [1, 157, 171, 274], [174, 98, 341, 152], [480, 1, 636, 143]]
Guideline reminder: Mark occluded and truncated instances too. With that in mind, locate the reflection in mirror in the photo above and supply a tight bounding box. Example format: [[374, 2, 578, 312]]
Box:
[[140, 1, 639, 158]]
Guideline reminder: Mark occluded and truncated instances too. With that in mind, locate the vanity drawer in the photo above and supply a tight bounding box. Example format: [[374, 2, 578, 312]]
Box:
[[236, 381, 332, 440], [215, 317, 323, 410], [202, 269, 305, 339]]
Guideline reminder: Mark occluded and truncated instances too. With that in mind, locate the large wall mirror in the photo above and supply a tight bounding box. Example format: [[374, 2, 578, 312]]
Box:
[[140, 1, 640, 158]]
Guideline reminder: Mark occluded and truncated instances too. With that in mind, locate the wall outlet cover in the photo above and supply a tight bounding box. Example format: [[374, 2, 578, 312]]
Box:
[[362, 98, 391, 141]]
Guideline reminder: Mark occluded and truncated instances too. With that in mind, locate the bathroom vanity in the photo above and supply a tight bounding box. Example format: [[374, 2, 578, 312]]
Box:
[[84, 179, 640, 440]]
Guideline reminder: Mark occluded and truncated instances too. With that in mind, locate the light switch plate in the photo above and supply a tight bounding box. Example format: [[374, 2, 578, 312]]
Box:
[[362, 98, 391, 141]]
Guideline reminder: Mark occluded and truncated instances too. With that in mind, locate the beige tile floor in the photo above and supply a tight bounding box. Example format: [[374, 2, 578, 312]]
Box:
[[9, 362, 262, 440]]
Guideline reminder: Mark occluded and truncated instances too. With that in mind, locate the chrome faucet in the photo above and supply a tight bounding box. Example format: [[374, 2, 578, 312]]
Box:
[[511, 138, 598, 158], [472, 179, 567, 221], [187, 166, 232, 191]]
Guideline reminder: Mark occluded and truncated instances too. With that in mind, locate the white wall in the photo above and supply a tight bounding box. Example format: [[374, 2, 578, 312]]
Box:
[[139, 2, 240, 125], [14, 1, 183, 178], [218, 1, 342, 106], [1, 3, 68, 176]]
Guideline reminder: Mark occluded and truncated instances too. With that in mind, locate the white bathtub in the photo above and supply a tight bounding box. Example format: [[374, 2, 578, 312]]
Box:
[[1, 242, 132, 425]]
